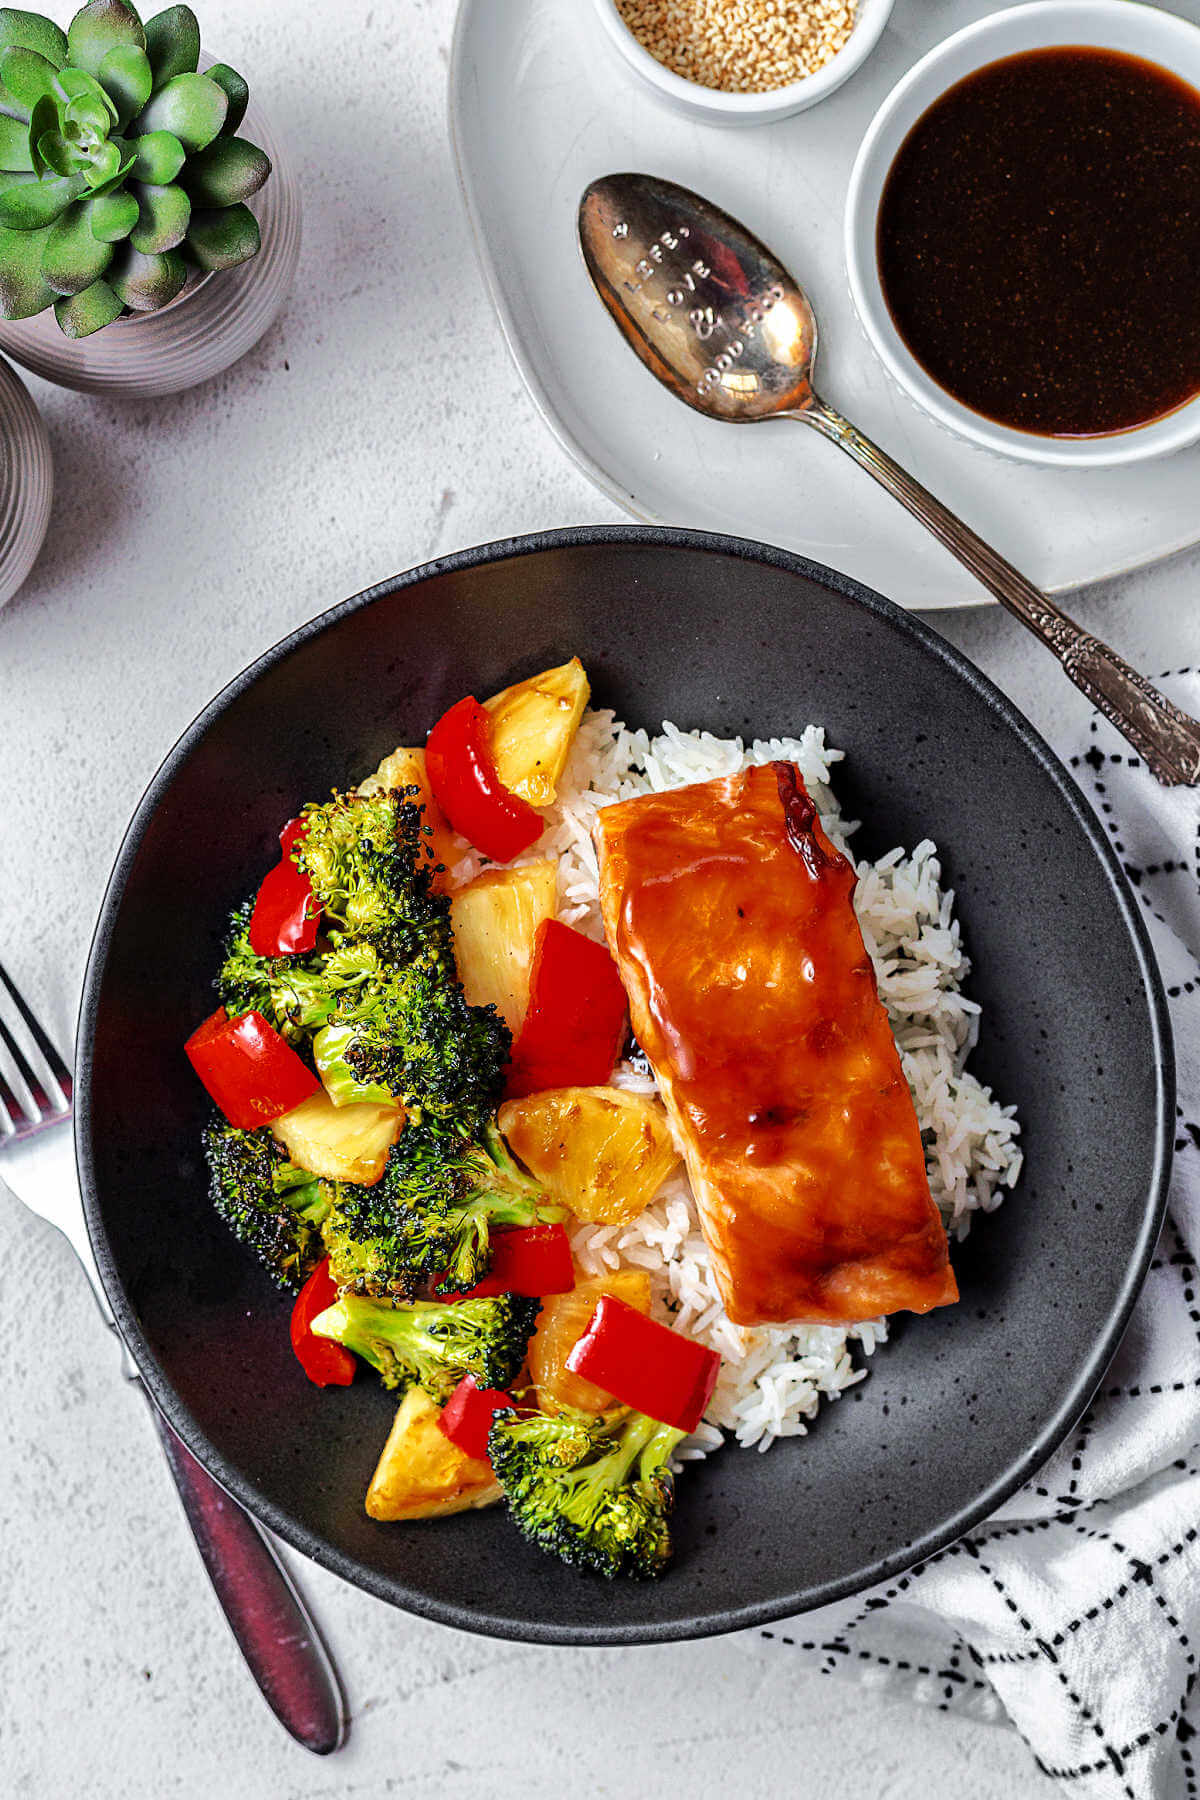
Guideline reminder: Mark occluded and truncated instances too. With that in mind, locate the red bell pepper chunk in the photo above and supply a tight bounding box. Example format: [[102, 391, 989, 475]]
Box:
[[185, 1008, 320, 1129], [425, 695, 544, 863], [506, 920, 628, 1099], [437, 1374, 515, 1463], [290, 1258, 356, 1387], [248, 816, 320, 957], [450, 1224, 575, 1300], [565, 1295, 720, 1434]]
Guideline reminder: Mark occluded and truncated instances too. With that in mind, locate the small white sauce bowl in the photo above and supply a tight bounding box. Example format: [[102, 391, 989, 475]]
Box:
[[590, 0, 895, 125], [844, 0, 1200, 467]]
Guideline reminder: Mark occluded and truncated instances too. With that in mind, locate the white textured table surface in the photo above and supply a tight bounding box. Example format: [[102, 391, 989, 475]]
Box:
[[2, 2, 1196, 1794]]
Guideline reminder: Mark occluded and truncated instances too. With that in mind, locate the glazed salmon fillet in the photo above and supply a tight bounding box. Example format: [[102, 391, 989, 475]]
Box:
[[593, 762, 958, 1328]]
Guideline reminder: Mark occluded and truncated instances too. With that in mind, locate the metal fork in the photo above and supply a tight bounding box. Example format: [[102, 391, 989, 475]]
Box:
[[0, 961, 348, 1754]]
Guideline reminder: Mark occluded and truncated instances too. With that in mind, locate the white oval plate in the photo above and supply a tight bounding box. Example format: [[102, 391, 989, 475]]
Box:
[[450, 0, 1200, 611]]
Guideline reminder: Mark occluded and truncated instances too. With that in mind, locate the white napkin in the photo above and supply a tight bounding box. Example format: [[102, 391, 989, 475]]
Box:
[[746, 671, 1200, 1800]]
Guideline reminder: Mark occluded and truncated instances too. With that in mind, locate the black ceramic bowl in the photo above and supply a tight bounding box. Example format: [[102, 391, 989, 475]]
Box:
[[78, 527, 1172, 1644]]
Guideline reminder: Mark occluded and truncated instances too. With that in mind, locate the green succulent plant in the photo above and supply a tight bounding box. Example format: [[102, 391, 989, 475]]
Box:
[[0, 0, 270, 336]]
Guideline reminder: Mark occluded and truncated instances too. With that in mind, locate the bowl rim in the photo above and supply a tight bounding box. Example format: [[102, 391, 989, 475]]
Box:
[[844, 0, 1200, 468], [74, 523, 1175, 1643], [589, 0, 895, 117]]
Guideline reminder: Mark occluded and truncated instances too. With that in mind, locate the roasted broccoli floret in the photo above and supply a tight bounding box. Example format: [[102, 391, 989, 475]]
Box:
[[295, 788, 442, 956], [269, 941, 378, 1039], [214, 902, 330, 1047], [321, 1121, 563, 1298], [215, 900, 275, 1020], [309, 941, 510, 1124], [319, 1182, 413, 1299], [202, 1118, 331, 1289], [488, 1406, 687, 1580], [308, 1291, 539, 1399], [394, 1122, 564, 1293]]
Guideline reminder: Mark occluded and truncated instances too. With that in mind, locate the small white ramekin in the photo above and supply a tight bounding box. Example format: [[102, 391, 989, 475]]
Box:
[[590, 0, 895, 125], [844, 0, 1200, 468]]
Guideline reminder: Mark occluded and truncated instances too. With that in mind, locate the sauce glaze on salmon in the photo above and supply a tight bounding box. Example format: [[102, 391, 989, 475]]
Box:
[[593, 763, 958, 1328]]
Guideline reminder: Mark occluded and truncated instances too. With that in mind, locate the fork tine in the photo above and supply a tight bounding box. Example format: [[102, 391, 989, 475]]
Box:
[[0, 1011, 51, 1121], [0, 1051, 23, 1129], [0, 960, 72, 1103]]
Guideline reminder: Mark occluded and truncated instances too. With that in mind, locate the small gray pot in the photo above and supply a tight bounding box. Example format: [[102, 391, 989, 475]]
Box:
[[0, 74, 300, 399], [0, 354, 51, 609]]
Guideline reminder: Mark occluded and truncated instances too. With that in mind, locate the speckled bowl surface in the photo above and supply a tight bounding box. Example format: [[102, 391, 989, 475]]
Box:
[[76, 527, 1172, 1643]]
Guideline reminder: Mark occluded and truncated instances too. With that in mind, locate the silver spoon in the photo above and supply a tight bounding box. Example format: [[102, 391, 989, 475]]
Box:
[[578, 172, 1200, 787]]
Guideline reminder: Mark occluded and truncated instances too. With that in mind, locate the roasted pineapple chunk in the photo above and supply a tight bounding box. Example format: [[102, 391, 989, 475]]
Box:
[[366, 1387, 502, 1521], [450, 861, 557, 1034], [529, 1269, 653, 1414], [271, 1088, 403, 1186], [483, 657, 590, 808], [498, 1086, 680, 1225], [358, 744, 458, 884]]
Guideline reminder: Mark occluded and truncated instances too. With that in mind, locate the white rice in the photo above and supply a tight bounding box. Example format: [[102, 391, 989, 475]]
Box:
[[450, 711, 1023, 1457]]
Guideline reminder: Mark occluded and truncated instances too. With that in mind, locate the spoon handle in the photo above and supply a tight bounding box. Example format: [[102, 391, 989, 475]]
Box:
[[798, 397, 1200, 786]]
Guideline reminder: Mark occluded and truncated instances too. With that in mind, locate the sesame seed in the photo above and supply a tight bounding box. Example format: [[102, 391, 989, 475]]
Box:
[[615, 0, 858, 91]]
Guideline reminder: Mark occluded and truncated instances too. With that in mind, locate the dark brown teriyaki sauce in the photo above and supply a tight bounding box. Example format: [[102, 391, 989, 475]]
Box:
[[876, 46, 1200, 437]]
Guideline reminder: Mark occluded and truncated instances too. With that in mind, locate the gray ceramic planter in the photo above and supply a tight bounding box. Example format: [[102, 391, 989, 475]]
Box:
[[0, 354, 51, 608], [0, 74, 300, 398]]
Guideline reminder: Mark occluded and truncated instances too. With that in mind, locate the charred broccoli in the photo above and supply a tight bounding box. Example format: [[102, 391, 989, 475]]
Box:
[[202, 1119, 331, 1289], [321, 1121, 564, 1299], [319, 1181, 414, 1299], [308, 1291, 539, 1399], [215, 900, 275, 1021], [294, 788, 442, 956], [488, 1406, 687, 1580], [216, 908, 382, 1044], [206, 784, 520, 1301], [213, 901, 329, 1047], [392, 1121, 565, 1294], [309, 941, 510, 1125], [216, 791, 509, 1126], [269, 942, 379, 1040]]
